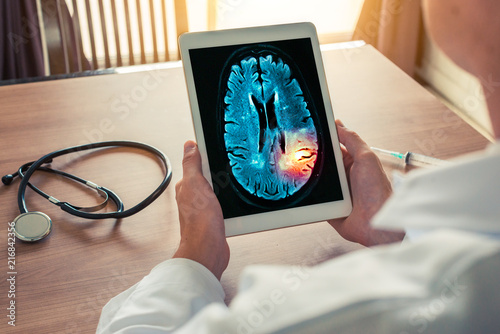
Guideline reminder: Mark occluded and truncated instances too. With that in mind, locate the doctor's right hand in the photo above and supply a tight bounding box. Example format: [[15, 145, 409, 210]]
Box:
[[328, 120, 405, 247]]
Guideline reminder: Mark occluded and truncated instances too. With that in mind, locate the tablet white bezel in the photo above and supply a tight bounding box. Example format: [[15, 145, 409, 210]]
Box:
[[179, 22, 351, 236]]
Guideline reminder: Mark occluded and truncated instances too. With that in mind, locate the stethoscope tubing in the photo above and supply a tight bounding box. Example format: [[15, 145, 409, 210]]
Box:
[[16, 141, 172, 219]]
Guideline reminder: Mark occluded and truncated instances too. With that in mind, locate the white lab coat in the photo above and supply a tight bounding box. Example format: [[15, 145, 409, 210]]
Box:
[[97, 143, 500, 334]]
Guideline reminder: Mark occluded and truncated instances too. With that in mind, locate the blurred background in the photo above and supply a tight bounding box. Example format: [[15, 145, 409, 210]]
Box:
[[0, 0, 492, 139]]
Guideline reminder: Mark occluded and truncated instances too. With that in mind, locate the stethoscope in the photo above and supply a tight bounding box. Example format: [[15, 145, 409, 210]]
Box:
[[2, 141, 172, 242]]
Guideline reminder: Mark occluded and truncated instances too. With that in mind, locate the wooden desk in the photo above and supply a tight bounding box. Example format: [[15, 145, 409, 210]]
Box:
[[0, 44, 489, 333]]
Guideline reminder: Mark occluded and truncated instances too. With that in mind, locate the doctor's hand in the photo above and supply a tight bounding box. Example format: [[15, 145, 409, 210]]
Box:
[[328, 120, 405, 247], [173, 141, 230, 280]]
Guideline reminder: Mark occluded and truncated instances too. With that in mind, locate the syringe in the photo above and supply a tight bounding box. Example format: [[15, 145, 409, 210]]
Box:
[[371, 147, 450, 168]]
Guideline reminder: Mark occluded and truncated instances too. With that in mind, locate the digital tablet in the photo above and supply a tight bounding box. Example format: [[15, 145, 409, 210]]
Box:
[[179, 22, 351, 236]]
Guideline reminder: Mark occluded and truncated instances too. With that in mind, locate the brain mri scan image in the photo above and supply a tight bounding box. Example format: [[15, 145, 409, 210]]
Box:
[[220, 46, 321, 205], [189, 38, 343, 219]]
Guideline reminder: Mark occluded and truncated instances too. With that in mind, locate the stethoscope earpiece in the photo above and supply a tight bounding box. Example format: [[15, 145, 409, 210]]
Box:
[[2, 174, 15, 185]]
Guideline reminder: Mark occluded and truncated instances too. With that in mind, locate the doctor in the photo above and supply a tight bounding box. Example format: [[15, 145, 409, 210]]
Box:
[[97, 0, 500, 333]]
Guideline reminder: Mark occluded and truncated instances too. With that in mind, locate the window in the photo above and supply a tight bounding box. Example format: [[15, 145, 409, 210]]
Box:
[[191, 0, 364, 44], [70, 0, 364, 68]]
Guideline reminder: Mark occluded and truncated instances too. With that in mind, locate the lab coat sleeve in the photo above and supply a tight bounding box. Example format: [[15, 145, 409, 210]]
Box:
[[174, 230, 500, 334], [98, 231, 500, 334], [96, 258, 225, 334]]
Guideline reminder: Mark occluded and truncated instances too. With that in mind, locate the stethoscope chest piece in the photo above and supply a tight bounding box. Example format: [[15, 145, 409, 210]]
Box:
[[13, 212, 52, 242]]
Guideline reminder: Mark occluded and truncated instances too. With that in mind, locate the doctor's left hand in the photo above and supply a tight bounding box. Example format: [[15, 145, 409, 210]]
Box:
[[173, 140, 230, 280]]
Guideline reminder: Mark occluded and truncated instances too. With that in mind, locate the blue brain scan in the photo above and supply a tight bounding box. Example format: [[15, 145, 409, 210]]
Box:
[[219, 45, 322, 206]]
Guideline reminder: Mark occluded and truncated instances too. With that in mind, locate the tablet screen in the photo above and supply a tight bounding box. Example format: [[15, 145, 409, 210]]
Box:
[[188, 37, 344, 220]]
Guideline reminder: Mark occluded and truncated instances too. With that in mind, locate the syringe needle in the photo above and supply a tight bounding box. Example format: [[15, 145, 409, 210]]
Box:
[[370, 147, 450, 167]]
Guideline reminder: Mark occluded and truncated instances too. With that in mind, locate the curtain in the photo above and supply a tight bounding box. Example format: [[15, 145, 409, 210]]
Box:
[[353, 0, 422, 76], [41, 0, 90, 74], [0, 0, 45, 80]]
